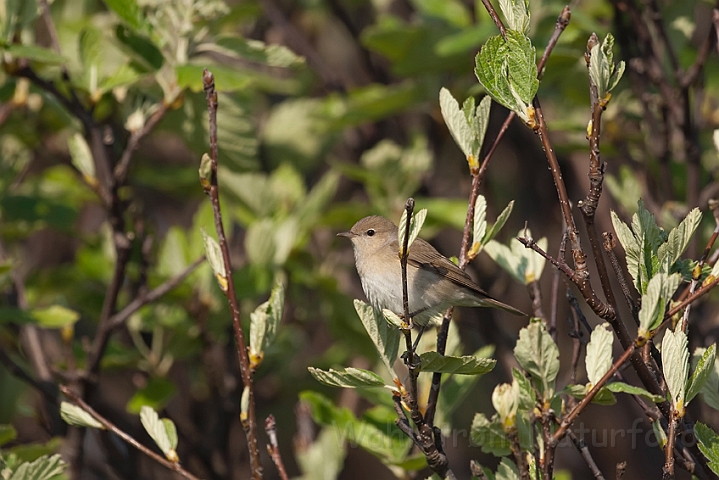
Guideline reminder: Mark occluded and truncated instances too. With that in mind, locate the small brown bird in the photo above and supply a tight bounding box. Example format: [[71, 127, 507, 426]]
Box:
[[338, 215, 525, 326]]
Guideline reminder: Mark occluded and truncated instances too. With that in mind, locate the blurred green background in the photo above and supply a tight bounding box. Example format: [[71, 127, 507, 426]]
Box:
[[1, 0, 718, 478]]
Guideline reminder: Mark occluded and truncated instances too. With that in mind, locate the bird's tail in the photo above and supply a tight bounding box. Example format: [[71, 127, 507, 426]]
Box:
[[477, 296, 527, 316]]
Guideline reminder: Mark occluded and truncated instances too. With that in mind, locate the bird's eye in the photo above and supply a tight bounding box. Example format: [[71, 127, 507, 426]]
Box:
[[366, 229, 375, 237]]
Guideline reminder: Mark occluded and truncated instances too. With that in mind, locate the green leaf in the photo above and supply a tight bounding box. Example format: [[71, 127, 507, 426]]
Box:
[[201, 229, 226, 290], [695, 422, 719, 475], [68, 133, 95, 184], [474, 30, 538, 125], [295, 427, 347, 480], [249, 280, 285, 367], [562, 384, 616, 405], [382, 308, 404, 329], [483, 200, 514, 244], [0, 424, 17, 446], [439, 87, 474, 160], [7, 454, 66, 480], [161, 418, 178, 451], [604, 382, 665, 402], [492, 381, 519, 424], [398, 208, 427, 256], [413, 0, 471, 27], [139, 406, 176, 461], [696, 347, 719, 410], [611, 210, 640, 289], [470, 413, 510, 455], [472, 194, 487, 252], [637, 273, 681, 335], [176, 64, 253, 93], [687, 344, 716, 404], [588, 34, 625, 101], [126, 377, 176, 413], [31, 305, 79, 328], [3, 44, 65, 64], [512, 367, 536, 410], [103, 0, 150, 33], [355, 300, 400, 378], [662, 329, 689, 413], [484, 229, 546, 285], [652, 420, 668, 449], [308, 366, 387, 389], [299, 391, 411, 466], [585, 322, 613, 386], [419, 351, 496, 375], [496, 457, 520, 480], [200, 36, 304, 68], [498, 0, 531, 34], [514, 320, 559, 398], [115, 24, 163, 71], [60, 402, 104, 429], [657, 208, 701, 273], [0, 0, 38, 44]]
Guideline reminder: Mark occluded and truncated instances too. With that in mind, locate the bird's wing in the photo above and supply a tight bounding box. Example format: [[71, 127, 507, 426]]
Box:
[[393, 238, 490, 295], [396, 237, 526, 316]]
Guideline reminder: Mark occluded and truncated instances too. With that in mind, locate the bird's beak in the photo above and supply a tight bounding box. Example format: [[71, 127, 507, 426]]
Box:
[[337, 231, 355, 238]]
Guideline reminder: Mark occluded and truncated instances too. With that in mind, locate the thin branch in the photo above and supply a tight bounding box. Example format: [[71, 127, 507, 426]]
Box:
[[396, 198, 454, 478], [663, 408, 677, 479], [426, 1, 571, 433], [550, 343, 636, 447], [480, 0, 506, 38], [549, 230, 568, 342], [265, 415, 289, 480], [0, 349, 57, 405], [533, 99, 593, 290], [567, 428, 606, 480], [114, 102, 170, 183], [602, 232, 639, 321], [86, 256, 205, 378], [202, 69, 262, 479], [59, 385, 201, 480], [109, 256, 206, 330]]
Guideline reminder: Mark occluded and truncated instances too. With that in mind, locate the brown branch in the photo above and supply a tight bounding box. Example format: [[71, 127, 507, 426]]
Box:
[[550, 343, 636, 446], [602, 232, 639, 321], [533, 99, 593, 288], [663, 408, 677, 480], [480, 0, 506, 38], [396, 199, 453, 478], [114, 103, 170, 183], [86, 255, 205, 379], [426, 1, 571, 433], [265, 415, 289, 480], [59, 385, 200, 480], [567, 428, 606, 480], [202, 69, 262, 479]]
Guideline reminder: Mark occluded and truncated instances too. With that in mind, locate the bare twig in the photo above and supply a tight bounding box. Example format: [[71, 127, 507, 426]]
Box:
[[114, 103, 170, 183], [265, 415, 289, 480], [567, 428, 606, 480], [86, 256, 205, 378], [550, 343, 636, 447], [663, 408, 677, 480], [59, 385, 201, 480], [202, 69, 262, 479], [602, 232, 639, 321], [480, 0, 506, 38], [396, 198, 454, 478], [549, 230, 568, 341]]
